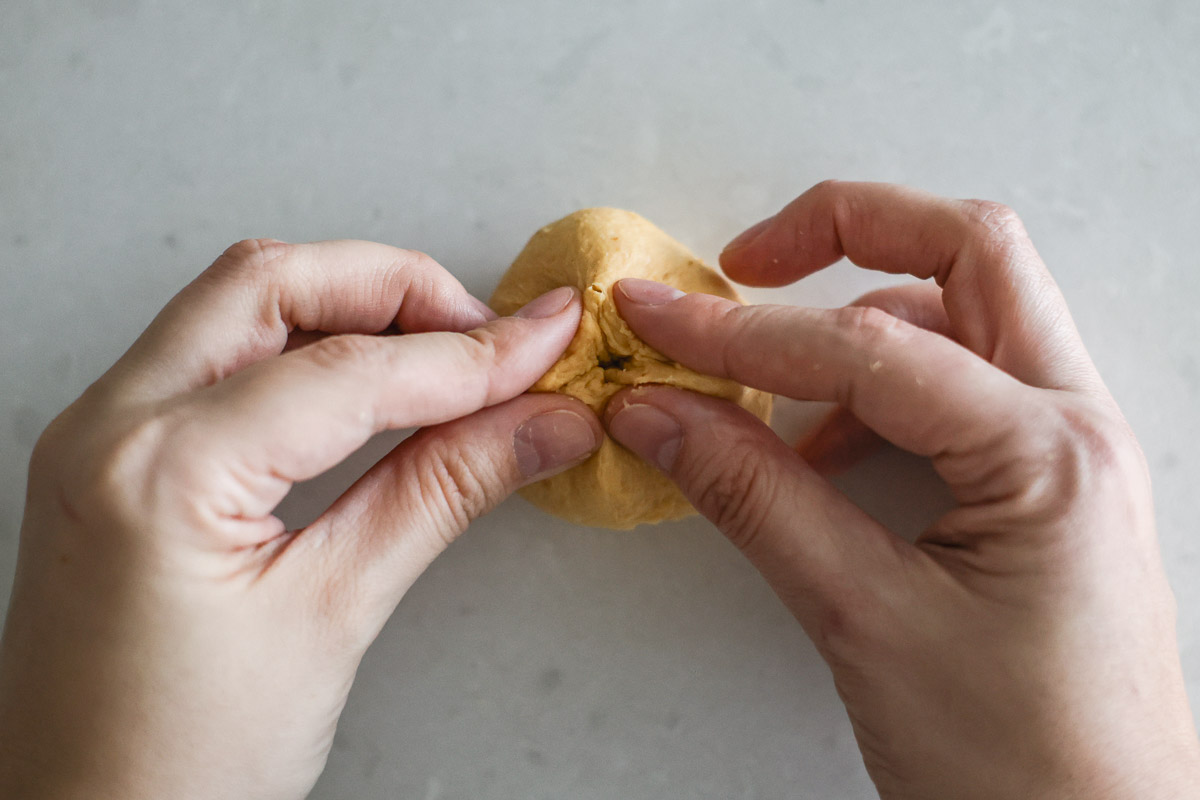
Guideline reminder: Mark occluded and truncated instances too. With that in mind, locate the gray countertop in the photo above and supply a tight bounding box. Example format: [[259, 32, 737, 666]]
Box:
[[2, 2, 1197, 798]]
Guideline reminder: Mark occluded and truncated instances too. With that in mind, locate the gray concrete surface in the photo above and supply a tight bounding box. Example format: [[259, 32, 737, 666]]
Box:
[[2, 1, 1198, 798]]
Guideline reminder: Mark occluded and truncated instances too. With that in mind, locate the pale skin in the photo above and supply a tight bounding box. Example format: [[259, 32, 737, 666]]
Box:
[[1, 182, 1197, 799]]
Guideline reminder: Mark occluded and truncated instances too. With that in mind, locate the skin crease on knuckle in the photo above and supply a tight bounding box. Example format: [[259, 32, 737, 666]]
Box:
[[959, 199, 1027, 246], [392, 252, 459, 330], [295, 333, 395, 429], [925, 384, 1057, 510], [84, 408, 275, 558], [718, 303, 790, 382], [413, 433, 509, 546], [826, 305, 913, 409], [37, 392, 275, 556], [923, 429, 1104, 563], [300, 332, 383, 374], [955, 200, 1033, 290], [214, 238, 291, 281], [816, 178, 854, 242], [951, 200, 1068, 359], [1047, 402, 1156, 560], [461, 325, 506, 406], [202, 239, 292, 316], [1001, 399, 1143, 544], [683, 433, 778, 555], [830, 305, 912, 357], [170, 239, 295, 381]]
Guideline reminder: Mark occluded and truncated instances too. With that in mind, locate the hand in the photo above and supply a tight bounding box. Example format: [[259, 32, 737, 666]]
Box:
[[604, 181, 1200, 799], [0, 239, 602, 799]]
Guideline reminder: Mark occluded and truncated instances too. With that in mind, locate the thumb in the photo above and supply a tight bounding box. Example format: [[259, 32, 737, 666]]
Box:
[[291, 393, 602, 646], [605, 385, 905, 635]]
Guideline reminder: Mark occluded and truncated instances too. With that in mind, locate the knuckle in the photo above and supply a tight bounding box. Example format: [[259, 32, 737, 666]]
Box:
[[462, 325, 501, 364], [823, 304, 940, 419], [719, 304, 772, 379], [416, 435, 508, 539], [1012, 399, 1147, 530], [28, 409, 74, 478], [1057, 402, 1146, 485], [383, 250, 466, 333], [210, 238, 291, 281], [77, 412, 176, 525], [458, 327, 502, 400], [819, 179, 861, 231], [382, 247, 437, 289], [960, 198, 1022, 230], [223, 237, 290, 267], [303, 333, 380, 371], [686, 438, 777, 551], [810, 178, 843, 198], [395, 247, 437, 273], [959, 199, 1029, 255], [830, 305, 907, 350]]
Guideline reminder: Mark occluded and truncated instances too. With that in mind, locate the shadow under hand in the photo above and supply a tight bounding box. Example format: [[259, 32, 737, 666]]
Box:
[[828, 443, 956, 543], [774, 395, 957, 543], [314, 504, 872, 799], [272, 428, 414, 531]]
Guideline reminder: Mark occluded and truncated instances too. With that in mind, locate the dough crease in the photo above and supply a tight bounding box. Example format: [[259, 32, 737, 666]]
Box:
[[490, 208, 772, 529]]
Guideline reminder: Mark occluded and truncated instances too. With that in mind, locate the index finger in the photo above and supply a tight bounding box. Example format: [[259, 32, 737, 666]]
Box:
[[719, 181, 1105, 396], [105, 238, 497, 402], [175, 288, 585, 519], [612, 282, 1031, 471]]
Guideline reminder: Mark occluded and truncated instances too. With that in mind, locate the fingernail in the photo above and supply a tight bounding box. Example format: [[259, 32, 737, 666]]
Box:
[[722, 217, 773, 253], [514, 286, 575, 319], [616, 278, 686, 306], [514, 409, 599, 479], [607, 403, 683, 472]]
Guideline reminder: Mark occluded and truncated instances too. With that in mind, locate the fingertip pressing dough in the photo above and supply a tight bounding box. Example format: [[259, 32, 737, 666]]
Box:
[[490, 208, 772, 529]]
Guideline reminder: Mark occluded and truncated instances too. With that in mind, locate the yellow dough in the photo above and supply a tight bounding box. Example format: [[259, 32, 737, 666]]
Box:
[[490, 208, 772, 529]]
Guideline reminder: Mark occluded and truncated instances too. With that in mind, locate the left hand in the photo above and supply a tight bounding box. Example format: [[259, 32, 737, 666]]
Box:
[[0, 239, 601, 799]]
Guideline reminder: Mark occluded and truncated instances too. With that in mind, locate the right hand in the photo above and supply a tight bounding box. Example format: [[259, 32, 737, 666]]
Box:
[[604, 181, 1200, 799]]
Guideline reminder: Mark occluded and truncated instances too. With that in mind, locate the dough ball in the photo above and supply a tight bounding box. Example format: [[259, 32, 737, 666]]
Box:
[[490, 208, 772, 529]]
